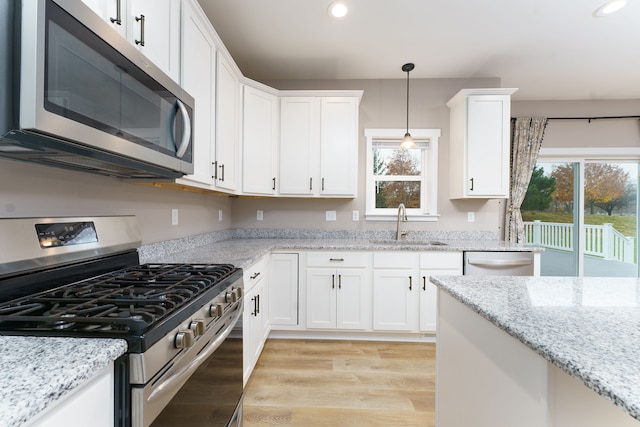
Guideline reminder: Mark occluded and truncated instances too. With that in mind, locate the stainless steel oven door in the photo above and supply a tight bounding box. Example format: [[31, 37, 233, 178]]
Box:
[[131, 301, 243, 427]]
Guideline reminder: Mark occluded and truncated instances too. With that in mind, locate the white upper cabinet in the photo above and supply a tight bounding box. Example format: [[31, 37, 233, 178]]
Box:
[[279, 93, 362, 198], [81, 0, 181, 82], [447, 88, 517, 199], [242, 85, 279, 195], [319, 97, 359, 196], [279, 97, 319, 196], [176, 0, 216, 187], [214, 53, 240, 193]]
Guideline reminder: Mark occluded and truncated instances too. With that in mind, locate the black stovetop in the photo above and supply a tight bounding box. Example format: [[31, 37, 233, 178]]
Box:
[[0, 263, 241, 352]]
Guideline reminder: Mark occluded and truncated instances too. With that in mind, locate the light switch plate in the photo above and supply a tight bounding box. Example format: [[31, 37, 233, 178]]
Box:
[[218, 210, 223, 221], [326, 210, 337, 221], [352, 210, 359, 221], [257, 210, 263, 221], [171, 209, 179, 225], [467, 212, 475, 222]]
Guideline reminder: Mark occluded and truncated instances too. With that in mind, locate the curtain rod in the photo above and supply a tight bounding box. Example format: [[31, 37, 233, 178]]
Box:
[[512, 115, 640, 123]]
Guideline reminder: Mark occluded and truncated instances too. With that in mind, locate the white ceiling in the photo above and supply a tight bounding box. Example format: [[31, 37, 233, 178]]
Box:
[[197, 0, 640, 101]]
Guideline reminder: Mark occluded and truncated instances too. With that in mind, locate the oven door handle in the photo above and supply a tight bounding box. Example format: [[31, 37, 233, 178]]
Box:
[[146, 300, 243, 404]]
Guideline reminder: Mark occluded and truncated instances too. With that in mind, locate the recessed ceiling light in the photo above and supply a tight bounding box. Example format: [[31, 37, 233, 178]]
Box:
[[593, 0, 628, 17], [328, 1, 348, 18]]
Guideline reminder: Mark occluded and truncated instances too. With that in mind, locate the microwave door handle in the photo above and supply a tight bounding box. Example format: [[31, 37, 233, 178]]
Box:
[[146, 300, 242, 405], [174, 100, 191, 158]]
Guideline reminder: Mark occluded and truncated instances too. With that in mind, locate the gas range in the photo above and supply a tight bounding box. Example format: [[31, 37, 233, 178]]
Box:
[[0, 262, 241, 352], [0, 216, 244, 427]]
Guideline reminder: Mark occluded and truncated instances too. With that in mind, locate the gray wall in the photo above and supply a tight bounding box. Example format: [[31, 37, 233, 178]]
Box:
[[2, 79, 637, 244], [0, 159, 231, 244]]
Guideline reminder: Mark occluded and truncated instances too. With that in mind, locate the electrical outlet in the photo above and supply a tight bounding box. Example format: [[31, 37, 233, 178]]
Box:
[[218, 210, 223, 221], [171, 209, 179, 226], [326, 210, 337, 221], [468, 212, 475, 222], [352, 210, 359, 221], [257, 210, 263, 221]]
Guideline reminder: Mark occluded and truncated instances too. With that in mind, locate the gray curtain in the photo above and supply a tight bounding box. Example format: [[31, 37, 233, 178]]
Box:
[[504, 117, 548, 243]]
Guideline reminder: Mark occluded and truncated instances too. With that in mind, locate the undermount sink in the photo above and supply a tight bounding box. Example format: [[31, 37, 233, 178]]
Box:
[[370, 240, 448, 246]]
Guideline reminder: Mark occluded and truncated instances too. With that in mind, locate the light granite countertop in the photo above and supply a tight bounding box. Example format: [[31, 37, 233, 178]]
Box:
[[430, 275, 640, 421], [0, 337, 127, 427], [142, 236, 538, 267]]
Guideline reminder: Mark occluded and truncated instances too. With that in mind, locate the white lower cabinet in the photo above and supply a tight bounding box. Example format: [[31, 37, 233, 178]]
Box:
[[25, 364, 114, 427], [372, 251, 463, 333], [305, 252, 372, 330], [419, 252, 463, 332], [243, 255, 270, 385], [269, 253, 299, 326], [372, 252, 420, 332]]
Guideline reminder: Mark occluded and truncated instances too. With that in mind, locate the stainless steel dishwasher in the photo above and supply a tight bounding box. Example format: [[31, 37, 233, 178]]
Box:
[[463, 251, 535, 276]]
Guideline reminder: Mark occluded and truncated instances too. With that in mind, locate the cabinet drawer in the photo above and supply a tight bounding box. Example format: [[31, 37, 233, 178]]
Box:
[[420, 252, 462, 270], [373, 252, 419, 269], [244, 255, 268, 292], [306, 251, 370, 268]]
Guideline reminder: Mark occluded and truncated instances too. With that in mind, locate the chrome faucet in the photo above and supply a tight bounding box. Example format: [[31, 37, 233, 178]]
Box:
[[396, 203, 408, 240]]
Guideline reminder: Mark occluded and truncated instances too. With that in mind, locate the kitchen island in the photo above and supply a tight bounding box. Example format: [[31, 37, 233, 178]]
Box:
[[430, 275, 640, 427]]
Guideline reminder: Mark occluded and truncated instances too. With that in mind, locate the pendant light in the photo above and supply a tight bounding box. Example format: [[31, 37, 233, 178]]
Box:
[[400, 62, 416, 150]]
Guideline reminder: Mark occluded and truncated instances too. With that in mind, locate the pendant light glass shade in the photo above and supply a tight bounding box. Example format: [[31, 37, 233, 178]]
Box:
[[401, 63, 416, 149]]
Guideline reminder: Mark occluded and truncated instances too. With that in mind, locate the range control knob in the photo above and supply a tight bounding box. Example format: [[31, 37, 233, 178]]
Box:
[[189, 319, 206, 337], [234, 287, 243, 299], [226, 290, 238, 303], [209, 302, 224, 318], [174, 330, 195, 349]]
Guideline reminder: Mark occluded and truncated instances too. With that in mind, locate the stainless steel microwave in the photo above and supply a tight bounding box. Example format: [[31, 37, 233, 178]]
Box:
[[0, 0, 194, 179]]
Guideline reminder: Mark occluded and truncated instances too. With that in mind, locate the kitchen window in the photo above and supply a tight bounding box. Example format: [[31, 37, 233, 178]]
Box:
[[364, 128, 440, 221]]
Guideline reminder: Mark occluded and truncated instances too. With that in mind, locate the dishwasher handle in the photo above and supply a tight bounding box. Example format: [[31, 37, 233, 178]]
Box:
[[467, 258, 533, 267]]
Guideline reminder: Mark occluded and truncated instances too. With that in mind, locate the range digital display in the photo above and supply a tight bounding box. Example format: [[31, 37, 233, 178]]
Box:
[[35, 221, 98, 248]]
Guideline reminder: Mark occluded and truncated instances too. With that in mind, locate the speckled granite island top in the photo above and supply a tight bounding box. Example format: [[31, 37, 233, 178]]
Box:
[[430, 275, 640, 421], [0, 337, 127, 427]]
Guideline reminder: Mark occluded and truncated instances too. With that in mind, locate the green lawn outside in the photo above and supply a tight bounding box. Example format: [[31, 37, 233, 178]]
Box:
[[522, 212, 637, 237]]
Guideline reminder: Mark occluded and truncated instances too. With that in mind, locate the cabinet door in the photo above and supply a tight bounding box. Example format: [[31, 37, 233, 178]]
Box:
[[372, 269, 419, 331], [215, 54, 240, 192], [420, 252, 462, 332], [269, 253, 299, 326], [81, 0, 127, 37], [466, 95, 510, 197], [243, 283, 260, 385], [176, 0, 215, 186], [306, 268, 336, 329], [243, 86, 279, 195], [279, 97, 319, 195], [336, 269, 370, 330], [320, 97, 358, 196], [419, 269, 459, 332]]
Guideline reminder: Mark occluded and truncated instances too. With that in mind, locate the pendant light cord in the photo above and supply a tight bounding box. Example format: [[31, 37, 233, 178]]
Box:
[[406, 70, 410, 134]]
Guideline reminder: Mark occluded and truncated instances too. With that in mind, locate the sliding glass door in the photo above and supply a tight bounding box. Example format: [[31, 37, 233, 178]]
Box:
[[522, 160, 639, 277]]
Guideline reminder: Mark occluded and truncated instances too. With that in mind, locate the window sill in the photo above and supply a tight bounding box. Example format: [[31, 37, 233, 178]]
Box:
[[365, 213, 440, 222]]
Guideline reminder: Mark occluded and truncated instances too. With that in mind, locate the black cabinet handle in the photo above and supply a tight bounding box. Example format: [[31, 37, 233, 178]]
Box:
[[409, 276, 412, 291], [332, 274, 335, 289], [220, 164, 225, 182], [322, 177, 325, 191], [470, 177, 474, 191], [256, 294, 260, 314], [109, 0, 122, 25], [135, 15, 145, 46], [250, 272, 261, 280], [422, 276, 426, 291], [338, 274, 342, 289], [329, 258, 344, 262], [212, 161, 218, 180], [272, 177, 276, 190], [309, 177, 313, 191]]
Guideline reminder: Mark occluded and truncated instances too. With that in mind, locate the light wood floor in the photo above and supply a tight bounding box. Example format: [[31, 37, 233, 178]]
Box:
[[243, 339, 436, 427]]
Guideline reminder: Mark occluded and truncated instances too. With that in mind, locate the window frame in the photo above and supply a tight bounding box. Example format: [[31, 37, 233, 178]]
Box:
[[364, 128, 440, 221]]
